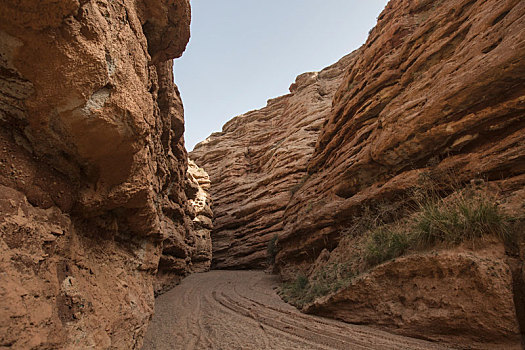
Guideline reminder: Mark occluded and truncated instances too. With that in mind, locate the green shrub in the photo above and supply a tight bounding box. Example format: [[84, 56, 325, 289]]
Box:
[[309, 263, 354, 296], [280, 264, 355, 308], [412, 192, 508, 247], [296, 274, 309, 289], [364, 227, 410, 267], [364, 191, 509, 267], [266, 234, 279, 265], [280, 274, 309, 306]]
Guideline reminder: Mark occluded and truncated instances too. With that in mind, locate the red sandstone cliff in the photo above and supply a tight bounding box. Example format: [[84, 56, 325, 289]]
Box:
[[190, 53, 356, 269], [0, 1, 211, 348], [278, 0, 524, 274], [192, 0, 524, 348]]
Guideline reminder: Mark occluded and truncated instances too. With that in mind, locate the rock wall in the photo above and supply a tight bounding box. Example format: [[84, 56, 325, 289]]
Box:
[[283, 0, 525, 346], [155, 160, 213, 295], [277, 0, 525, 278], [191, 0, 524, 347], [0, 0, 210, 348], [190, 53, 356, 269]]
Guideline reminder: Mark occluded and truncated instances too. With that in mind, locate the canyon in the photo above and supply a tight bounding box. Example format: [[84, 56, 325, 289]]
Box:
[[191, 0, 525, 349], [190, 51, 357, 269], [0, 0, 524, 349]]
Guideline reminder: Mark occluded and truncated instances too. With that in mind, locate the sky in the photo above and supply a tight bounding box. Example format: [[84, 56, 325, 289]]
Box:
[[176, 0, 389, 151]]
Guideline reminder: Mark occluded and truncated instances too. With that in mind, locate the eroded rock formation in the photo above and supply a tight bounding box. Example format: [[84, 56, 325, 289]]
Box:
[[190, 53, 356, 269], [192, 0, 524, 348], [155, 160, 213, 295], [277, 0, 525, 277], [305, 240, 522, 349], [0, 0, 210, 348]]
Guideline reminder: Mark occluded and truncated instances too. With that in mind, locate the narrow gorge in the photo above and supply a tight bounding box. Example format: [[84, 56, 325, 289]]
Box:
[[1, 0, 524, 349], [191, 0, 525, 349]]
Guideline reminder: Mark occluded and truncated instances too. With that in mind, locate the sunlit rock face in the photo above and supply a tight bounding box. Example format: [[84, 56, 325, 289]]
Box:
[[155, 160, 213, 295], [186, 160, 214, 271], [190, 53, 356, 269], [0, 0, 208, 348], [191, 0, 524, 347]]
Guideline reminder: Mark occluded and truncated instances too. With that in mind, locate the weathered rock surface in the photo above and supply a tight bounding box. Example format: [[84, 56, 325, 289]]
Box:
[[273, 2, 525, 346], [192, 0, 525, 347], [0, 0, 208, 348], [305, 241, 522, 349], [155, 160, 213, 295], [190, 53, 357, 269], [278, 0, 525, 275]]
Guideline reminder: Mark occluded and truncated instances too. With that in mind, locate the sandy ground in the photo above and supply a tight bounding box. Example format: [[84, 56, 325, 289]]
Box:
[[142, 270, 450, 350]]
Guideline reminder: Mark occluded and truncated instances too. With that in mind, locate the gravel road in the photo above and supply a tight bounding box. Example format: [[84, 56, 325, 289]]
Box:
[[142, 270, 449, 350]]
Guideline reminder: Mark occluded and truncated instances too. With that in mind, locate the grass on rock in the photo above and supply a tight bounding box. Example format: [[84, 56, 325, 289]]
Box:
[[280, 186, 515, 307], [280, 263, 354, 308]]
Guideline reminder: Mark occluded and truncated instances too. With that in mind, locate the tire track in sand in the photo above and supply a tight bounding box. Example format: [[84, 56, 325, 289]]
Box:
[[142, 270, 452, 350]]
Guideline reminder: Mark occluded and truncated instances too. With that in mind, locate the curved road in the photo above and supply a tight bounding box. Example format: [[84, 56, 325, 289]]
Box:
[[142, 270, 449, 350]]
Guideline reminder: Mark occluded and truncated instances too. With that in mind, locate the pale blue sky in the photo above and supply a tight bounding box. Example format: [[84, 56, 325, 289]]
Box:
[[176, 0, 389, 150]]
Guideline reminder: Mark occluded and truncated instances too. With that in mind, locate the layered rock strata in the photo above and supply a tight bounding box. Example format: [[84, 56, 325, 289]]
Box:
[[277, 0, 525, 278], [190, 53, 356, 269], [192, 0, 525, 347], [273, 3, 525, 346], [0, 0, 209, 348]]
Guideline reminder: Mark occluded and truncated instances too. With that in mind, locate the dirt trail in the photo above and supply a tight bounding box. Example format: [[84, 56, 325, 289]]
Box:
[[142, 270, 450, 350]]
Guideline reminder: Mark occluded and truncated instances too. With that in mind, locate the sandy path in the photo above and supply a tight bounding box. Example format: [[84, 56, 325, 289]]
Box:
[[142, 270, 450, 350]]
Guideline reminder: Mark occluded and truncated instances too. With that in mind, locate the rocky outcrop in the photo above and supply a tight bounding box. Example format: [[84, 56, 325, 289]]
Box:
[[0, 0, 205, 348], [185, 160, 213, 272], [305, 241, 522, 349], [277, 0, 525, 276], [190, 53, 356, 269], [191, 0, 524, 347], [283, 0, 525, 345], [155, 160, 213, 295]]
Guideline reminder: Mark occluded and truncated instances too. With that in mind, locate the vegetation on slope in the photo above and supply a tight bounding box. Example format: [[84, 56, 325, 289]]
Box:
[[279, 181, 520, 308]]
